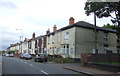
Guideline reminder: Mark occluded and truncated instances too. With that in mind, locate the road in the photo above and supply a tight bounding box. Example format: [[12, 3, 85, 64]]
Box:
[[2, 56, 88, 76]]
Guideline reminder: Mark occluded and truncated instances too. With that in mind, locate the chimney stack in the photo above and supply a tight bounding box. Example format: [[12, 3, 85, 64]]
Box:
[[46, 28, 50, 34], [69, 17, 74, 25], [24, 38, 27, 41], [32, 32, 35, 38], [53, 25, 57, 32]]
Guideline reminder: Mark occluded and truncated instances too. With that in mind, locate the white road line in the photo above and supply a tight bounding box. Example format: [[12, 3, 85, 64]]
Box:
[[41, 70, 48, 75], [25, 62, 27, 64], [29, 64, 33, 67]]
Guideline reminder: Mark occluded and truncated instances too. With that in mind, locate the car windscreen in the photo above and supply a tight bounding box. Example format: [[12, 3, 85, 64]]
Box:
[[25, 54, 30, 56], [38, 54, 45, 57]]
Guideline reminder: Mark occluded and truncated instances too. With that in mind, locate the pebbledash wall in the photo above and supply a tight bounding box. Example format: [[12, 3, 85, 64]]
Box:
[[75, 23, 117, 59], [7, 17, 117, 60], [46, 17, 117, 59]]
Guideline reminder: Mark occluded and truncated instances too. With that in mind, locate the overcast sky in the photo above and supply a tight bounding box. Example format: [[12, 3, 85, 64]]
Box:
[[0, 0, 114, 50]]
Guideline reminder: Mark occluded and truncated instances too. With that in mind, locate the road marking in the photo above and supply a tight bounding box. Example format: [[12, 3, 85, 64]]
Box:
[[29, 64, 33, 67], [41, 70, 48, 75], [25, 62, 27, 64]]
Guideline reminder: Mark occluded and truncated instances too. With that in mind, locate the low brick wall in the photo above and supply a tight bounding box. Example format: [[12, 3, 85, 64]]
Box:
[[81, 53, 120, 72], [81, 53, 120, 63]]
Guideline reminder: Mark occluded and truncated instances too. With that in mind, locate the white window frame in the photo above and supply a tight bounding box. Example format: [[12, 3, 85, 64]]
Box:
[[57, 32, 60, 42], [64, 32, 69, 40], [52, 35, 54, 44], [48, 36, 50, 44], [104, 32, 108, 41]]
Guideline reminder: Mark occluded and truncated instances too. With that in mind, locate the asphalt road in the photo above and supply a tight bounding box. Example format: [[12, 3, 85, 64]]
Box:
[[2, 56, 87, 76]]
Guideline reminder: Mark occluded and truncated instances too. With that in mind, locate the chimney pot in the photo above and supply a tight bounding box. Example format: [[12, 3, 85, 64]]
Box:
[[32, 32, 35, 38], [24, 38, 27, 41], [46, 28, 50, 34], [53, 25, 57, 32], [69, 17, 74, 25]]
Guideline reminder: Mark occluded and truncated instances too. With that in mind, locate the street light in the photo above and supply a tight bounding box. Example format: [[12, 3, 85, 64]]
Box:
[[94, 12, 98, 54], [16, 29, 23, 41], [16, 29, 23, 54]]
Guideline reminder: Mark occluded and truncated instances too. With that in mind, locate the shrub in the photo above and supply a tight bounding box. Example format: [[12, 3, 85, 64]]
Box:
[[8, 51, 15, 54]]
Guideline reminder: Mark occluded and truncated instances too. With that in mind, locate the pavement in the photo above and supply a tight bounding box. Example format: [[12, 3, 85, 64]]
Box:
[[0, 55, 2, 76], [63, 64, 119, 76]]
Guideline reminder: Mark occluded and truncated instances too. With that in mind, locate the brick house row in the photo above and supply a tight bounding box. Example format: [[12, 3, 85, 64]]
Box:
[[7, 17, 119, 59]]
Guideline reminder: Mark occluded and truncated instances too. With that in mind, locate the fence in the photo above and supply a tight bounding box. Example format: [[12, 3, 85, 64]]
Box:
[[81, 53, 120, 72], [81, 53, 120, 63]]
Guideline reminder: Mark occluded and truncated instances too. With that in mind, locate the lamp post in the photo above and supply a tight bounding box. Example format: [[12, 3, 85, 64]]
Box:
[[94, 12, 98, 54], [16, 29, 23, 41], [16, 29, 23, 54]]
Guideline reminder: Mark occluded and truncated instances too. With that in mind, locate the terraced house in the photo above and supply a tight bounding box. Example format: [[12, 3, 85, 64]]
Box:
[[7, 17, 118, 61], [21, 38, 29, 54], [28, 32, 47, 54], [46, 25, 62, 55], [46, 17, 117, 60]]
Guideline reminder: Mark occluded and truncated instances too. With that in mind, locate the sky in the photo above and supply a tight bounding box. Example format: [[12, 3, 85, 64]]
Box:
[[0, 0, 114, 51]]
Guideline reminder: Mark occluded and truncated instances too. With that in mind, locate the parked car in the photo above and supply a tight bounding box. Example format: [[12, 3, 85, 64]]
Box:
[[2, 54, 6, 56], [22, 54, 32, 60], [34, 54, 47, 62], [9, 53, 14, 57], [20, 54, 25, 59], [5, 54, 9, 57]]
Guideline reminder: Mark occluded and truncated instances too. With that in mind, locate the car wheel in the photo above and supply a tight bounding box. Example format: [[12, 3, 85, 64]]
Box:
[[45, 60, 47, 62]]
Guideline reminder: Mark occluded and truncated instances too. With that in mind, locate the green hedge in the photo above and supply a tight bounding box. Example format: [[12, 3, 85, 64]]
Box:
[[48, 56, 74, 63], [8, 51, 15, 54]]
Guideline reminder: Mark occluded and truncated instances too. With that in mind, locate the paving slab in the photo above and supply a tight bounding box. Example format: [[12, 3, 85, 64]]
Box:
[[63, 65, 118, 76]]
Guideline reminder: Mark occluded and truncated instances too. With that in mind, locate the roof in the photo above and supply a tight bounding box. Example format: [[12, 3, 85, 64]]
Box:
[[75, 21, 116, 33], [34, 35, 43, 40], [47, 21, 116, 36], [28, 35, 47, 41]]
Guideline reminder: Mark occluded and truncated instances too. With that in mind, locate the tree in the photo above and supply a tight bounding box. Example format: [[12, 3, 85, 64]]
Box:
[[84, 2, 120, 33], [103, 23, 116, 29], [84, 2, 120, 25], [84, 2, 120, 53], [8, 51, 15, 54]]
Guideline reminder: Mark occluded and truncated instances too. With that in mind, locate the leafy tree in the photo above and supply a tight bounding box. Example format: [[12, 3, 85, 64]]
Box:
[[8, 51, 15, 54], [84, 2, 120, 33], [103, 23, 116, 29], [84, 2, 120, 53]]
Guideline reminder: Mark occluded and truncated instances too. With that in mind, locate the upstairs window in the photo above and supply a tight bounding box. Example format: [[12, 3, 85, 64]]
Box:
[[104, 32, 108, 42], [28, 42, 31, 49], [35, 40, 38, 48], [57, 32, 60, 42], [64, 32, 69, 40], [52, 35, 54, 44], [117, 36, 120, 43], [47, 36, 50, 44]]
